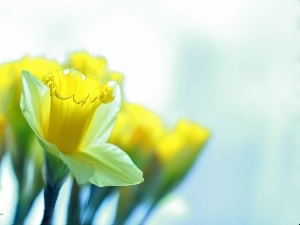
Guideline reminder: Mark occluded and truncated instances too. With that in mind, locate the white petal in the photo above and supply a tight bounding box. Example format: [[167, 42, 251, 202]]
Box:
[[59, 152, 94, 184], [20, 71, 60, 157], [81, 81, 121, 148], [64, 143, 143, 187], [20, 71, 47, 134]]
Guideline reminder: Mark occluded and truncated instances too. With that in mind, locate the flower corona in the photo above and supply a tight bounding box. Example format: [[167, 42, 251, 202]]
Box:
[[41, 69, 114, 154]]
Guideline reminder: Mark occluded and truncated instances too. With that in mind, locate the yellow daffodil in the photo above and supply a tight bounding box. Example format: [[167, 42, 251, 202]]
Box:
[[69, 51, 107, 78], [156, 119, 210, 168], [68, 51, 123, 85], [2, 56, 60, 95], [148, 119, 210, 202], [1, 56, 60, 139], [130, 120, 210, 224], [114, 118, 210, 224], [0, 57, 62, 223], [0, 63, 14, 109], [20, 69, 143, 187], [0, 64, 10, 157], [2, 57, 61, 167], [109, 103, 163, 153], [152, 120, 210, 190], [108, 103, 164, 168]]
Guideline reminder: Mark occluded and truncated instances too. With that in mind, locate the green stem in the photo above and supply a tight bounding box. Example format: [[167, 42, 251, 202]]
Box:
[[41, 184, 60, 225], [41, 150, 69, 225], [82, 185, 115, 224], [13, 188, 42, 225], [13, 159, 44, 224], [113, 186, 142, 225], [66, 180, 81, 225], [138, 199, 158, 225], [13, 191, 27, 225]]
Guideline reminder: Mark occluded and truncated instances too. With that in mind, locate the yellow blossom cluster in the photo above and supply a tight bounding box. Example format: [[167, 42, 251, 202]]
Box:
[[109, 102, 210, 169], [0, 51, 210, 224]]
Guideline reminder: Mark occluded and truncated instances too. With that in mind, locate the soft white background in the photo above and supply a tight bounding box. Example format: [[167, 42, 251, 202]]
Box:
[[0, 0, 300, 224]]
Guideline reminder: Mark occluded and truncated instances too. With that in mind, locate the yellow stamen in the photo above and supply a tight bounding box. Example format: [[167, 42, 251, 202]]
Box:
[[41, 69, 114, 154]]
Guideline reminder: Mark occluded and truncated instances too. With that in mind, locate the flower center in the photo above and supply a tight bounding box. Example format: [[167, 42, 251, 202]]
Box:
[[41, 69, 114, 154]]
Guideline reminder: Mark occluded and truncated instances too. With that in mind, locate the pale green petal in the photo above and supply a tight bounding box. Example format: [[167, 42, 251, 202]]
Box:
[[20, 71, 60, 158], [59, 152, 94, 184], [63, 143, 143, 186], [37, 135, 63, 159], [81, 81, 121, 148], [20, 71, 47, 134]]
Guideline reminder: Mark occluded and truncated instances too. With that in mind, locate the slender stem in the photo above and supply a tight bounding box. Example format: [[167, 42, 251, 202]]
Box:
[[13, 190, 26, 225], [139, 200, 158, 225], [13, 160, 44, 224], [66, 180, 81, 225], [41, 150, 69, 225], [82, 186, 115, 224], [13, 190, 42, 225], [41, 184, 60, 225], [113, 186, 142, 225]]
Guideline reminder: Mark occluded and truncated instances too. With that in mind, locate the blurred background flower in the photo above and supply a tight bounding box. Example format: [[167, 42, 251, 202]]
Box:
[[0, 0, 299, 225]]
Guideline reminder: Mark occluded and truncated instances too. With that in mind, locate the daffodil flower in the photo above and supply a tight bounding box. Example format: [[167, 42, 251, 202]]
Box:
[[68, 51, 123, 85], [20, 69, 143, 187]]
